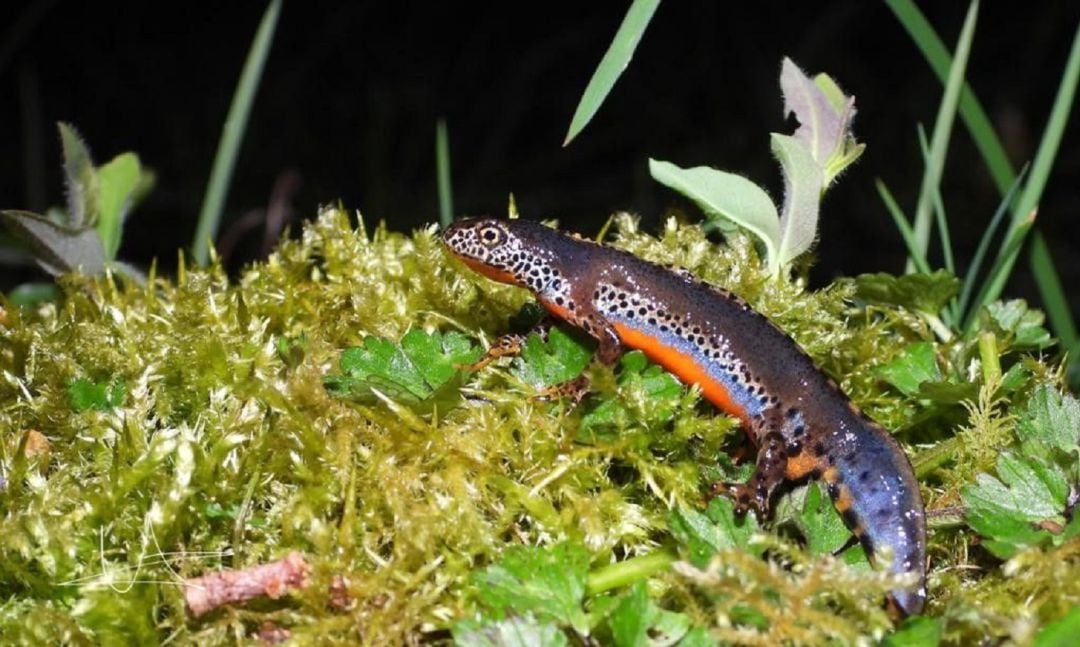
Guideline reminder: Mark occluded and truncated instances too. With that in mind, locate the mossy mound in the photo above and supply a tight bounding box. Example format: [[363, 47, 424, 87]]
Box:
[[1, 207, 1076, 644]]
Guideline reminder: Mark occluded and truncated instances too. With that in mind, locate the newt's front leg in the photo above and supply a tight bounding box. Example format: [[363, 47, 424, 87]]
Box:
[[709, 430, 788, 518]]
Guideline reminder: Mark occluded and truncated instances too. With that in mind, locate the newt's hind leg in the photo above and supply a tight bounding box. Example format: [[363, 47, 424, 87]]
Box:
[[709, 430, 788, 518]]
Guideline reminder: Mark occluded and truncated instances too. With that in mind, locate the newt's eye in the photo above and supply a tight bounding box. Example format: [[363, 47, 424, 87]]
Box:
[[478, 226, 504, 247]]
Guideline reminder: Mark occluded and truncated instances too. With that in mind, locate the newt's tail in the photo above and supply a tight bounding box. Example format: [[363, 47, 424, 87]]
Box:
[[823, 419, 927, 616]]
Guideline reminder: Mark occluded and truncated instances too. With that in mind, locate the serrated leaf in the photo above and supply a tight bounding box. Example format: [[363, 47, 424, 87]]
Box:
[[962, 452, 1070, 559], [325, 329, 481, 407], [68, 376, 126, 412], [580, 350, 684, 435], [982, 300, 1054, 350], [95, 152, 143, 260], [511, 327, 593, 389], [648, 158, 779, 260], [669, 499, 760, 567], [1017, 385, 1080, 456], [453, 614, 568, 647], [469, 542, 590, 635], [782, 482, 854, 557], [771, 133, 822, 269], [58, 122, 98, 228], [0, 210, 106, 276], [854, 271, 961, 314], [875, 342, 941, 397]]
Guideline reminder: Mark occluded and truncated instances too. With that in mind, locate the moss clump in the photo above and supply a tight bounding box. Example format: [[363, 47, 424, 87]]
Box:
[[0, 206, 1075, 643]]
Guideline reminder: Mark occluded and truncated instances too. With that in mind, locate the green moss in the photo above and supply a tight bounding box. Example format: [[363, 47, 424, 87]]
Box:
[[0, 207, 1074, 643]]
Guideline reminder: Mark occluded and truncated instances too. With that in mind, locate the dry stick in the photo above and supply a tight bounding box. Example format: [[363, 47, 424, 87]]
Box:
[[184, 551, 310, 618]]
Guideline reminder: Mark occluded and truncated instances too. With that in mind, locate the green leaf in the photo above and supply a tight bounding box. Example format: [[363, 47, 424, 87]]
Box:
[[1017, 386, 1080, 456], [648, 158, 779, 261], [883, 615, 944, 647], [676, 627, 720, 647], [563, 0, 661, 146], [580, 351, 684, 436], [325, 329, 481, 407], [854, 271, 960, 315], [95, 152, 144, 260], [779, 58, 863, 186], [668, 498, 760, 567], [981, 300, 1053, 351], [453, 615, 568, 647], [608, 582, 651, 647], [962, 452, 1070, 559], [469, 542, 590, 635], [771, 133, 823, 269], [875, 342, 942, 397], [604, 581, 693, 647], [781, 482, 858, 558], [780, 59, 845, 166], [0, 210, 106, 276], [58, 122, 98, 228], [511, 327, 593, 390], [1033, 606, 1080, 647], [7, 282, 60, 306], [68, 376, 126, 412]]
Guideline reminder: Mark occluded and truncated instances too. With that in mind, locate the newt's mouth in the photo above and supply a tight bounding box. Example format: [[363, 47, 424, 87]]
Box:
[[449, 252, 519, 287]]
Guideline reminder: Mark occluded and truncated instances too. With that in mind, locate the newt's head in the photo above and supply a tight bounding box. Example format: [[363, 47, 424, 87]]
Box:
[[442, 218, 566, 289]]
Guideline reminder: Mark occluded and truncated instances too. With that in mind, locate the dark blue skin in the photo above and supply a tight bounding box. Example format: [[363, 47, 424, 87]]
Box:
[[442, 218, 927, 615]]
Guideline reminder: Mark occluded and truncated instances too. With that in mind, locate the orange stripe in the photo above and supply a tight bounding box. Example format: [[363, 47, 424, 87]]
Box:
[[613, 323, 749, 423], [458, 256, 519, 285]]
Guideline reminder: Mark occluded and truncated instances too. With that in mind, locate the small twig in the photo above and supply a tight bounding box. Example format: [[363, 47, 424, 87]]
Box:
[[183, 551, 310, 618]]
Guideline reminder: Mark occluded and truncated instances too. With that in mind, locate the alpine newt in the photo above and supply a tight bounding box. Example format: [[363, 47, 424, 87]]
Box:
[[442, 217, 927, 615]]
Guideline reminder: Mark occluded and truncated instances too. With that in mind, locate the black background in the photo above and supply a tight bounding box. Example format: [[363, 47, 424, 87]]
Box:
[[2, 1, 1077, 320]]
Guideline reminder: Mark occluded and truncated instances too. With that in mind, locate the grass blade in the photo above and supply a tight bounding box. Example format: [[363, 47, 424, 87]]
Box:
[[874, 179, 931, 275], [907, 0, 978, 272], [1030, 233, 1079, 352], [916, 124, 955, 277], [192, 0, 282, 265], [917, 124, 958, 325], [890, 0, 1079, 378], [956, 168, 1025, 320], [976, 19, 1080, 309], [563, 0, 661, 146], [885, 0, 1013, 194], [436, 119, 454, 228]]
